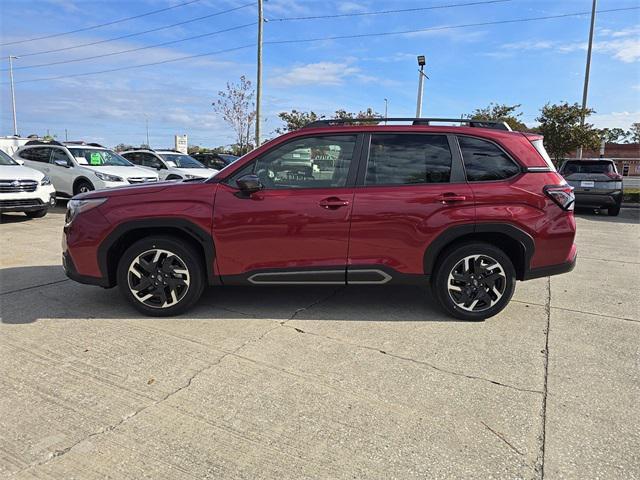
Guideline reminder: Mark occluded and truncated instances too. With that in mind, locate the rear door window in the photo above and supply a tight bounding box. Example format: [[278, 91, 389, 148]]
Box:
[[365, 134, 452, 185], [20, 147, 51, 163], [458, 136, 520, 181]]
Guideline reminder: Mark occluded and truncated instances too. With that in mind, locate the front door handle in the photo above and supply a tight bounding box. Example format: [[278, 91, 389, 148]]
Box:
[[436, 193, 466, 204], [319, 197, 350, 209]]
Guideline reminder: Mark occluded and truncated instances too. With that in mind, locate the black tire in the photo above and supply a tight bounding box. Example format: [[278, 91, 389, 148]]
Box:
[[25, 208, 48, 218], [74, 180, 94, 195], [607, 205, 620, 216], [116, 236, 205, 317], [432, 242, 516, 321]]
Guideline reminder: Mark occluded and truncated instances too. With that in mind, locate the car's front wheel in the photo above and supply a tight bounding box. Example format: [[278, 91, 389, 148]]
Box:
[[117, 236, 205, 316], [432, 242, 516, 321]]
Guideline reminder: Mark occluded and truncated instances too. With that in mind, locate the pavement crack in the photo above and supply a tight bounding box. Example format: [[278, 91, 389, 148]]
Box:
[[284, 287, 345, 323], [534, 276, 551, 480], [280, 324, 543, 394], [480, 421, 523, 456], [0, 278, 68, 296]]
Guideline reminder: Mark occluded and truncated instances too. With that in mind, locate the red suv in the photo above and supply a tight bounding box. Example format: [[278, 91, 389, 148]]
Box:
[[62, 118, 576, 321]]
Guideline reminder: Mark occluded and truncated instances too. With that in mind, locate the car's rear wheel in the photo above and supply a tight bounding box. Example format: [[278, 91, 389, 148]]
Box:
[[75, 180, 94, 195], [25, 208, 48, 218], [607, 205, 620, 216], [432, 242, 516, 321], [117, 236, 205, 316]]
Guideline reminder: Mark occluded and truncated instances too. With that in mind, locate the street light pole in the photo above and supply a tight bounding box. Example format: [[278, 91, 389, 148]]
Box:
[[8, 55, 19, 136], [255, 0, 263, 148], [384, 98, 388, 124], [145, 115, 150, 147], [415, 55, 426, 117], [578, 0, 597, 159]]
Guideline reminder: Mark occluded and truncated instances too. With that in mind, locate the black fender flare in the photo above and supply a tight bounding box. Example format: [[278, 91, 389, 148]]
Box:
[[97, 218, 217, 287], [423, 223, 535, 277]]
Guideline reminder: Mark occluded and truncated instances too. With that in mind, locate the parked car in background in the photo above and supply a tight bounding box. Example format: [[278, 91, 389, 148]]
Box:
[[559, 159, 623, 216], [191, 152, 239, 171], [0, 148, 56, 218], [63, 117, 576, 321], [14, 141, 159, 196], [121, 149, 216, 181]]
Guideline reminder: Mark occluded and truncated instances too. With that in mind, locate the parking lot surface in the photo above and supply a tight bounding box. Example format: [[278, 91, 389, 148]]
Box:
[[1, 205, 638, 479]]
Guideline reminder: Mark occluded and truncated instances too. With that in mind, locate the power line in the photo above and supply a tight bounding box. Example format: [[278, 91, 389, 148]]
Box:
[[10, 3, 256, 59], [0, 0, 205, 47], [3, 23, 256, 72], [269, 0, 513, 21], [8, 6, 639, 85]]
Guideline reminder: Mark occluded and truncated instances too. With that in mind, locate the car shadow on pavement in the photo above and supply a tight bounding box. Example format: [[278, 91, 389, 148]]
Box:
[[0, 265, 459, 324], [574, 207, 640, 224], [0, 213, 37, 224]]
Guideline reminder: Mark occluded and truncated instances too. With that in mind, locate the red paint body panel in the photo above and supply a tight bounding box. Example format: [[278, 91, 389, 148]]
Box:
[[213, 183, 354, 274], [348, 183, 475, 274]]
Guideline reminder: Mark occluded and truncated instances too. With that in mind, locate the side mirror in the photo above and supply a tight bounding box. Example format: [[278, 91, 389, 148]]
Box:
[[15, 159, 24, 165], [54, 159, 71, 168], [236, 174, 263, 194]]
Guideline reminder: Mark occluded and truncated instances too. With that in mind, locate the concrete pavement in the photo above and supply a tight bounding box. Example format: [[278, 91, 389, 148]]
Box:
[[0, 206, 638, 479]]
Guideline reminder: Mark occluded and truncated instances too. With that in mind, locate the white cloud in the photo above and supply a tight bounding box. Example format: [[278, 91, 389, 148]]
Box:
[[590, 111, 640, 131], [270, 62, 360, 86], [338, 1, 368, 13]]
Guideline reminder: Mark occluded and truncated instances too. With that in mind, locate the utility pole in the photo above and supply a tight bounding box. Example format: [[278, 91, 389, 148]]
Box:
[[578, 0, 597, 159], [415, 55, 426, 117], [255, 0, 263, 148], [65, 129, 68, 141], [8, 55, 19, 136], [384, 98, 388, 124], [145, 115, 150, 147]]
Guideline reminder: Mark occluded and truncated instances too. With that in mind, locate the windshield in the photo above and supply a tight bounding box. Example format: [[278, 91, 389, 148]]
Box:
[[68, 148, 133, 167], [159, 153, 205, 168], [219, 154, 239, 163], [562, 161, 614, 174], [0, 149, 18, 165]]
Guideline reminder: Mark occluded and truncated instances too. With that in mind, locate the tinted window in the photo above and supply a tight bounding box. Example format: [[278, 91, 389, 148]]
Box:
[[121, 152, 142, 165], [20, 147, 50, 163], [562, 161, 613, 174], [159, 153, 204, 168], [51, 149, 71, 165], [250, 135, 356, 189], [459, 136, 520, 181], [366, 134, 451, 185]]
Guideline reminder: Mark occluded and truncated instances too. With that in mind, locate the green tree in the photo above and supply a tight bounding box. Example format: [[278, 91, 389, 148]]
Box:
[[276, 110, 324, 133], [467, 103, 527, 131], [599, 127, 630, 144], [629, 122, 640, 143], [114, 143, 135, 152], [333, 107, 382, 124], [535, 102, 601, 164]]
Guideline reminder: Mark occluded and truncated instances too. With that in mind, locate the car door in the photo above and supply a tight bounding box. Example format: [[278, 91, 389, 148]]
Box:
[[18, 147, 51, 175], [140, 153, 167, 179], [49, 148, 74, 195], [213, 134, 362, 284], [347, 133, 474, 282]]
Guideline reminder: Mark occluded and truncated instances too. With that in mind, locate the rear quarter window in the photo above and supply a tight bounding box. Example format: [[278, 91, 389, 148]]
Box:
[[458, 136, 520, 182]]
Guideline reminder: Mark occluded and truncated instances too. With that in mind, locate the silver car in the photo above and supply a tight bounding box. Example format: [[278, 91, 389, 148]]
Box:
[[559, 159, 623, 216]]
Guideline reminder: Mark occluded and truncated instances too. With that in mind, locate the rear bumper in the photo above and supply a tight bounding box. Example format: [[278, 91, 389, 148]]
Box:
[[523, 249, 577, 280], [574, 191, 622, 208]]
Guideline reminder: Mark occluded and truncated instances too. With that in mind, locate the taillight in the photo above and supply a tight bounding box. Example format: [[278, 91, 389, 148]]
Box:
[[606, 172, 623, 181], [544, 185, 574, 211]]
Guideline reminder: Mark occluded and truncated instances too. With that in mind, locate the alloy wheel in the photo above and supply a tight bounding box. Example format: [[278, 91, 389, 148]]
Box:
[[127, 249, 190, 309], [447, 254, 507, 312]]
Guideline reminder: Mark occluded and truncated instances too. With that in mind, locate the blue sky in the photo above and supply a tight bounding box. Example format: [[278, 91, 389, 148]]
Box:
[[1, 0, 638, 148]]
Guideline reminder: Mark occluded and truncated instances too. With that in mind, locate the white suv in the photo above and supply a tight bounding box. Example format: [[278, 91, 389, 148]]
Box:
[[0, 149, 56, 218], [14, 141, 159, 196], [121, 149, 217, 181]]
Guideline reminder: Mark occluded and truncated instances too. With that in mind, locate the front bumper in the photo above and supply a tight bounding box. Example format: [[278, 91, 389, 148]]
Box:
[[62, 251, 110, 287], [0, 186, 56, 212]]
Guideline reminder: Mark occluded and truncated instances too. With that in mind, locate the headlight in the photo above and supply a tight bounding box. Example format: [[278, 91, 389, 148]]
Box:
[[40, 175, 51, 186], [65, 198, 107, 226], [95, 171, 123, 182]]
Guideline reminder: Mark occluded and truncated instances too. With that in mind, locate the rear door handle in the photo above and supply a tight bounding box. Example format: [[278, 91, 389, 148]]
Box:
[[436, 193, 466, 204], [319, 197, 350, 209]]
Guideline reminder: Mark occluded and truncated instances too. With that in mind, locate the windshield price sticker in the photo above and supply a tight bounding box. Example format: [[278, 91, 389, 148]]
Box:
[[90, 152, 102, 165]]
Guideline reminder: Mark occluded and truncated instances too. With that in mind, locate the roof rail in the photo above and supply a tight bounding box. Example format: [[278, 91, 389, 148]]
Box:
[[303, 117, 512, 131], [24, 139, 64, 146], [63, 141, 105, 148]]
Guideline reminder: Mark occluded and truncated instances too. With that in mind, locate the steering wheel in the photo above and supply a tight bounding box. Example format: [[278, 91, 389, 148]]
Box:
[[256, 168, 275, 188]]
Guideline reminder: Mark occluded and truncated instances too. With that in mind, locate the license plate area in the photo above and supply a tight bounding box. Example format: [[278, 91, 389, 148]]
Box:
[[580, 181, 595, 188]]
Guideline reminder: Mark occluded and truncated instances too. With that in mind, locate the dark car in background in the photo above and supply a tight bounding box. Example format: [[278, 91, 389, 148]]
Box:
[[559, 159, 623, 216], [191, 153, 239, 171]]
